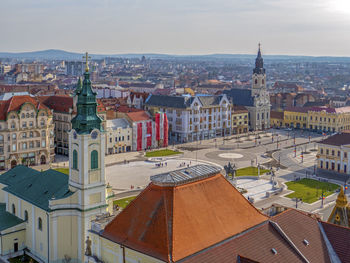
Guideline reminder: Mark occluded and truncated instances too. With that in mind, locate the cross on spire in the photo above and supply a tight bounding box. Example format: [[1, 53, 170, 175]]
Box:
[[83, 52, 91, 72]]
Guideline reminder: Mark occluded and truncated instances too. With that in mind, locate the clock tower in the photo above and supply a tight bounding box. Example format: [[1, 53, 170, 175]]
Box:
[[69, 53, 107, 261], [252, 43, 266, 96]]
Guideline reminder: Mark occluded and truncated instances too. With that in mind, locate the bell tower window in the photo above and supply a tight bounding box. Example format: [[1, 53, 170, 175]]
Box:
[[73, 150, 78, 170], [91, 150, 98, 169], [255, 79, 258, 84]]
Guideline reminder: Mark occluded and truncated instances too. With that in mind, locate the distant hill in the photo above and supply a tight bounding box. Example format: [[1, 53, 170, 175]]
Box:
[[1, 49, 350, 62]]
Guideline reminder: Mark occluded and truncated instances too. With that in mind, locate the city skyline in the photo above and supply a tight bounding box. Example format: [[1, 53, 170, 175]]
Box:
[[1, 0, 350, 56]]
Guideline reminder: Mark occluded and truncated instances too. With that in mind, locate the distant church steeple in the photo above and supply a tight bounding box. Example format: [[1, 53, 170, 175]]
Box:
[[253, 43, 265, 75]]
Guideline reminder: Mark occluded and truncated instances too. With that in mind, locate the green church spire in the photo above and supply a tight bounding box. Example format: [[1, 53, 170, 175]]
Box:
[[71, 52, 102, 134]]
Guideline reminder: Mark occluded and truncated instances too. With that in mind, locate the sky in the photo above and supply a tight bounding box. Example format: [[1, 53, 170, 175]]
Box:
[[1, 0, 350, 56]]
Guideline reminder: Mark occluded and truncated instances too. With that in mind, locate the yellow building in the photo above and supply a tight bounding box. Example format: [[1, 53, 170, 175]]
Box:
[[284, 107, 308, 129], [232, 106, 248, 134], [0, 62, 113, 262], [270, 111, 284, 128], [281, 106, 350, 133], [308, 107, 350, 133], [317, 132, 350, 175]]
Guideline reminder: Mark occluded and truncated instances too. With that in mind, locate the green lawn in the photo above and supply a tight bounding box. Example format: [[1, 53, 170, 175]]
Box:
[[285, 178, 339, 204], [9, 255, 38, 263], [145, 149, 182, 157], [54, 168, 69, 175], [113, 196, 136, 209], [235, 166, 270, 177]]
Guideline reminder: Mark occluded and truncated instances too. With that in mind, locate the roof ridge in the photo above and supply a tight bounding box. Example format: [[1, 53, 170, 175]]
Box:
[[269, 220, 310, 263]]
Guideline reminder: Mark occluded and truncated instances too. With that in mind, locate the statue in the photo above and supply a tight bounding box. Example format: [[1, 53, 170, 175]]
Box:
[[224, 162, 236, 180], [85, 236, 92, 256]]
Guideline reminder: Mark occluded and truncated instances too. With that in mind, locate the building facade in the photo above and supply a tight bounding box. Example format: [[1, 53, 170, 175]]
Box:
[[105, 118, 132, 154], [0, 94, 55, 170], [232, 106, 248, 134], [0, 63, 113, 262], [145, 94, 231, 142], [281, 106, 350, 133], [317, 132, 350, 176]]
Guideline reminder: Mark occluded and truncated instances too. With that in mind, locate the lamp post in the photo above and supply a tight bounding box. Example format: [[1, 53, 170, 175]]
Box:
[[295, 198, 302, 209]]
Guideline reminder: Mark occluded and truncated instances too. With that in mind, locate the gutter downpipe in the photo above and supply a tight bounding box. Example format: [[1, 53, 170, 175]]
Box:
[[46, 212, 50, 263]]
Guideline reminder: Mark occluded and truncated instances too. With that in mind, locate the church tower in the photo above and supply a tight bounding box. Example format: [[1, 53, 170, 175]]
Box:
[[252, 43, 266, 96], [328, 187, 350, 227], [69, 53, 107, 261]]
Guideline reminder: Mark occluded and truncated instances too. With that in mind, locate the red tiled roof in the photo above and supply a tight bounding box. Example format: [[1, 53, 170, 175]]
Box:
[[182, 209, 331, 263], [116, 105, 142, 113], [39, 95, 73, 113], [270, 111, 284, 119], [102, 173, 268, 262], [233, 105, 248, 113], [321, 221, 350, 263], [0, 95, 52, 120], [39, 95, 105, 113], [319, 133, 350, 146], [126, 111, 150, 122], [272, 209, 331, 263], [285, 107, 309, 113]]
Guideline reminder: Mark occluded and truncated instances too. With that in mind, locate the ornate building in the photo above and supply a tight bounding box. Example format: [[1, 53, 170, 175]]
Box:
[[224, 44, 271, 131], [0, 55, 113, 262], [0, 93, 55, 170]]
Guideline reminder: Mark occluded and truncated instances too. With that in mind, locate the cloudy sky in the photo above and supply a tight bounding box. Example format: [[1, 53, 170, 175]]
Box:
[[1, 0, 350, 56]]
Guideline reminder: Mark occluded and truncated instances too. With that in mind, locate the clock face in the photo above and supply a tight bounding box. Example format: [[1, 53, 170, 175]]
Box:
[[73, 131, 77, 140], [91, 131, 98, 139]]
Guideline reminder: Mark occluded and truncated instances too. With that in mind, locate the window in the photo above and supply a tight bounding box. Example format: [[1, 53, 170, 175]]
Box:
[[22, 133, 27, 138], [73, 150, 78, 170], [22, 122, 27, 128], [12, 134, 16, 140], [109, 138, 112, 143], [41, 130, 46, 137], [326, 149, 329, 155], [345, 152, 348, 158], [12, 144, 16, 151], [320, 161, 323, 168], [338, 151, 340, 157], [41, 140, 46, 147], [24, 210, 28, 221], [29, 142, 33, 148], [29, 121, 33, 127], [38, 217, 42, 231], [31, 112, 34, 118], [12, 204, 15, 215], [23, 142, 27, 150], [11, 122, 15, 129], [21, 113, 25, 118], [0, 135, 3, 141], [40, 120, 45, 126], [26, 113, 29, 118], [30, 132, 33, 138], [91, 150, 98, 169], [332, 150, 334, 156]]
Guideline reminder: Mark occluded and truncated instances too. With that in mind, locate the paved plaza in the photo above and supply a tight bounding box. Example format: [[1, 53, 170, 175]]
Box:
[[106, 158, 218, 193], [235, 178, 275, 202], [49, 128, 346, 218]]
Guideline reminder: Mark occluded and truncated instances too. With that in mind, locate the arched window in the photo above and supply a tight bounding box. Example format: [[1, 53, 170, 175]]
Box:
[[12, 204, 15, 215], [262, 79, 265, 84], [24, 210, 28, 221], [91, 150, 98, 169], [38, 217, 42, 231], [21, 113, 25, 118], [26, 113, 29, 118], [31, 112, 34, 118], [255, 79, 258, 84], [73, 150, 78, 170]]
